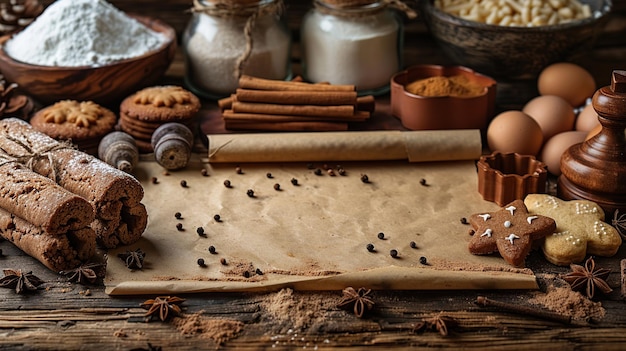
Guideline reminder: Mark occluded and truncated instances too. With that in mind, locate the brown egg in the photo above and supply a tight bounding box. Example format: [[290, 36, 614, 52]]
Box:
[[585, 124, 602, 140], [522, 95, 575, 141], [575, 103, 601, 132], [538, 63, 596, 108], [487, 110, 543, 156], [539, 131, 587, 176]]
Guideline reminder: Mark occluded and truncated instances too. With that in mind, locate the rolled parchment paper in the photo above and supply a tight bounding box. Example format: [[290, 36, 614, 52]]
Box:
[[207, 130, 482, 163]]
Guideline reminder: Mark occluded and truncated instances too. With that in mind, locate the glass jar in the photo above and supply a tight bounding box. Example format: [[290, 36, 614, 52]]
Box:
[[301, 0, 404, 96], [182, 0, 292, 100]]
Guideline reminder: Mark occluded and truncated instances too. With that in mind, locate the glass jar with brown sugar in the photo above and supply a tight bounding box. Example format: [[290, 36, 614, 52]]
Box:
[[182, 0, 292, 99]]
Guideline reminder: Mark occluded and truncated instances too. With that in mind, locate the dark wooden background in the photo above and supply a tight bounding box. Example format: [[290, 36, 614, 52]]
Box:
[[2, 1, 626, 350]]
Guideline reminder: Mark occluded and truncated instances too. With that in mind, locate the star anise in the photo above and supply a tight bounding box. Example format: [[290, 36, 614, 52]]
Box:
[[337, 287, 375, 318], [563, 256, 612, 299], [613, 209, 626, 239], [59, 262, 105, 285], [0, 269, 44, 294], [413, 312, 456, 337], [140, 296, 185, 322], [118, 248, 146, 270]]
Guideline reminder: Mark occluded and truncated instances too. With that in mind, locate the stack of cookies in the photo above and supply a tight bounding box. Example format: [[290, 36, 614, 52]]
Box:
[[119, 85, 201, 152], [30, 100, 117, 155]]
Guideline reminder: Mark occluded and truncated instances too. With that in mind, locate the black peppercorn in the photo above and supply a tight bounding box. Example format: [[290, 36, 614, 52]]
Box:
[[214, 214, 221, 222], [201, 168, 209, 177], [360, 174, 370, 183], [314, 168, 322, 176], [327, 169, 336, 176], [176, 223, 184, 231], [243, 271, 250, 278], [174, 212, 182, 219], [307, 163, 314, 169], [366, 243, 375, 252], [419, 256, 428, 265], [419, 178, 427, 186], [197, 227, 205, 236], [290, 178, 298, 186], [235, 166, 243, 174], [255, 268, 263, 275], [224, 179, 232, 188], [460, 217, 468, 225], [151, 177, 158, 184], [377, 232, 385, 240], [208, 245, 216, 254], [180, 180, 188, 188], [266, 172, 273, 178], [197, 258, 206, 267], [410, 241, 417, 249], [247, 189, 255, 197], [220, 258, 227, 265], [390, 249, 399, 258], [337, 168, 346, 176], [274, 183, 281, 191]]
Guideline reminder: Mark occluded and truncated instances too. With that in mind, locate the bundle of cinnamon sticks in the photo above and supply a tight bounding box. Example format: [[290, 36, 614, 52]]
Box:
[[218, 75, 375, 131]]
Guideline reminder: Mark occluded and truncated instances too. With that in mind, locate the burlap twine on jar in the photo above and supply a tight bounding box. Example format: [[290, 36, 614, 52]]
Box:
[[191, 0, 285, 80], [315, 0, 417, 18]]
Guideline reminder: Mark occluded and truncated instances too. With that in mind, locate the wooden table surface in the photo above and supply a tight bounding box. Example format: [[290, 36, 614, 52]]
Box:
[[2, 1, 626, 350]]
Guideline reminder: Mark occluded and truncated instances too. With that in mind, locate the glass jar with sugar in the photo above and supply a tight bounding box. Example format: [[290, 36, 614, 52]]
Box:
[[301, 0, 413, 96], [182, 0, 291, 99]]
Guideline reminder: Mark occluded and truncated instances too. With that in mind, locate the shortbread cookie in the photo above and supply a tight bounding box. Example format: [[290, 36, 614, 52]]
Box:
[[524, 194, 622, 266], [468, 199, 557, 267], [30, 100, 117, 155]]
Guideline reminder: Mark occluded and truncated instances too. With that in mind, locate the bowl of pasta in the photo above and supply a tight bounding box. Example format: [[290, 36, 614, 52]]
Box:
[[420, 0, 611, 78]]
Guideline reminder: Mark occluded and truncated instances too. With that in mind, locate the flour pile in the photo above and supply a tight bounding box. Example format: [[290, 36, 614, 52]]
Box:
[[4, 0, 167, 67]]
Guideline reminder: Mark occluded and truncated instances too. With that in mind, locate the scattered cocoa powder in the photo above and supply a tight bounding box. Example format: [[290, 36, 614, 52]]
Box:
[[529, 285, 605, 322], [173, 311, 244, 345], [405, 75, 485, 97], [260, 288, 336, 332]]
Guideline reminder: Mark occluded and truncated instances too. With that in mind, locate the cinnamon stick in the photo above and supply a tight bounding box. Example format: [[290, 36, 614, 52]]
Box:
[[232, 101, 355, 118], [357, 95, 376, 113], [239, 75, 355, 92], [218, 94, 235, 110], [224, 120, 348, 131], [223, 110, 369, 122], [235, 89, 358, 106]]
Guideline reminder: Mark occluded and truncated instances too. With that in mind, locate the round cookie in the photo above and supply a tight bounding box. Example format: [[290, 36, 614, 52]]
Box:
[[30, 100, 117, 155], [120, 85, 201, 122], [119, 85, 200, 153]]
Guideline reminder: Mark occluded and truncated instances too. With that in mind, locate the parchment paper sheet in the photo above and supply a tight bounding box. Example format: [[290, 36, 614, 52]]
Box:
[[105, 130, 538, 295], [207, 130, 482, 163]]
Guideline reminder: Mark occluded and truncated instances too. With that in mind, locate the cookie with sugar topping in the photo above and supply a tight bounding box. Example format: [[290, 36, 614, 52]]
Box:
[[524, 194, 622, 266], [30, 100, 116, 155], [120, 85, 200, 122], [468, 199, 556, 267]]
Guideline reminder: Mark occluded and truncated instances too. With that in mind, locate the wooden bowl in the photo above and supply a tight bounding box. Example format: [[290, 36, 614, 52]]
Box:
[[0, 14, 177, 105], [420, 0, 611, 79]]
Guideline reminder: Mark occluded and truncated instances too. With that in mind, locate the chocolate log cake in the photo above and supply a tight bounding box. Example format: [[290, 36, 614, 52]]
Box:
[[0, 207, 96, 272], [0, 118, 148, 248], [0, 161, 96, 272]]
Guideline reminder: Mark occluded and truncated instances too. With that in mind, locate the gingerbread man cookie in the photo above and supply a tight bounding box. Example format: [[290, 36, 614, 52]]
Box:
[[468, 199, 557, 267], [524, 194, 622, 266]]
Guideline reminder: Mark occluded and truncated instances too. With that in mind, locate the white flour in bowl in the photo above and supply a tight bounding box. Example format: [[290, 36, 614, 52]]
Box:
[[4, 0, 167, 67]]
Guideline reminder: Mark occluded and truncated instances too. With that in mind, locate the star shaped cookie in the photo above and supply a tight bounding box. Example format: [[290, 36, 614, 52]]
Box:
[[468, 199, 557, 267], [524, 194, 622, 266]]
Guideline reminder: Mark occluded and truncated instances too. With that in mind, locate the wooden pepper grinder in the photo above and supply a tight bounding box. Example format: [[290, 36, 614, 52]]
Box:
[[98, 131, 139, 173], [558, 70, 626, 219], [151, 122, 194, 171]]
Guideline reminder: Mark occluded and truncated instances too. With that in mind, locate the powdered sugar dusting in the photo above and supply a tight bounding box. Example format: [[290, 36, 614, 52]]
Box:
[[5, 0, 167, 67]]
